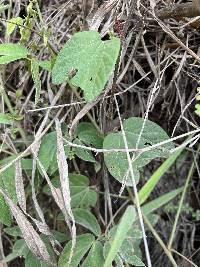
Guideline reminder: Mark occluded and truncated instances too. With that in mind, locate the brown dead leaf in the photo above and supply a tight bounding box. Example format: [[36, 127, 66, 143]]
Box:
[[0, 188, 55, 266]]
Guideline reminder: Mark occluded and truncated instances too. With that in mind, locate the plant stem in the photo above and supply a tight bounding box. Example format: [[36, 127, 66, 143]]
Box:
[[35, 0, 44, 25], [171, 249, 198, 267], [144, 215, 178, 267], [127, 187, 178, 266], [167, 161, 195, 250], [96, 189, 131, 200], [0, 74, 27, 144], [69, 83, 103, 134]]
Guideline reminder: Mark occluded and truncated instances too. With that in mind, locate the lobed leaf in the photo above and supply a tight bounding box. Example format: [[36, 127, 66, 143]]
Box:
[[52, 31, 120, 102]]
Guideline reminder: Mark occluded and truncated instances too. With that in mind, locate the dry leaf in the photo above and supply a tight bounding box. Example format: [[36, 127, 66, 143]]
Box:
[[14, 160, 26, 212], [0, 188, 55, 266], [55, 119, 76, 266]]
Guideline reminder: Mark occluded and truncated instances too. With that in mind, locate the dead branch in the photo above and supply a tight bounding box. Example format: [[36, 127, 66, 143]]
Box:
[[156, 0, 200, 19]]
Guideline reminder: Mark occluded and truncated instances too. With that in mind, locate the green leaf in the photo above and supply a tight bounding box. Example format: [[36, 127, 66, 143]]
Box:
[[25, 252, 52, 267], [69, 173, 89, 186], [6, 17, 23, 35], [69, 174, 97, 208], [73, 208, 101, 236], [141, 187, 183, 215], [76, 122, 104, 148], [43, 174, 97, 208], [107, 226, 143, 266], [39, 60, 52, 72], [38, 131, 70, 175], [38, 132, 57, 172], [0, 195, 12, 226], [21, 159, 33, 170], [120, 254, 145, 266], [0, 113, 12, 125], [58, 234, 95, 267], [119, 235, 142, 262], [43, 173, 89, 195], [13, 239, 29, 257], [103, 117, 174, 186], [73, 138, 96, 163], [0, 167, 17, 225], [145, 213, 159, 227], [114, 254, 125, 267], [195, 104, 200, 117], [103, 206, 136, 267], [138, 147, 184, 204], [71, 185, 97, 208], [52, 31, 120, 102], [31, 58, 41, 105], [82, 241, 104, 267], [0, 43, 28, 64], [4, 226, 22, 237], [117, 229, 144, 266], [51, 230, 69, 243], [3, 240, 31, 263]]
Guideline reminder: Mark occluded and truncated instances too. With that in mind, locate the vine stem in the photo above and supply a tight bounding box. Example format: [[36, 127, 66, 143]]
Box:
[[167, 161, 196, 249], [143, 215, 178, 267]]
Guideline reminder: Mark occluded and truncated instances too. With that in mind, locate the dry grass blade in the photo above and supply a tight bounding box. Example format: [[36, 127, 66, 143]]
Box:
[[55, 119, 76, 267], [88, 0, 118, 30], [154, 16, 200, 63], [35, 154, 71, 254], [30, 140, 54, 242], [0, 188, 55, 266], [14, 160, 26, 213], [141, 36, 158, 78], [34, 154, 67, 222]]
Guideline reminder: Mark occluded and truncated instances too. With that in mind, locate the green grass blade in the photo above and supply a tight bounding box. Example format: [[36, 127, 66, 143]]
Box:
[[141, 187, 183, 215], [138, 147, 184, 205], [103, 206, 136, 267]]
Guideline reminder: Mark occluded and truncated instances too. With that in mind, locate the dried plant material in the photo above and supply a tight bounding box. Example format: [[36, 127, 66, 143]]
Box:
[[35, 155, 66, 216], [87, 0, 118, 30], [0, 188, 55, 266], [156, 0, 200, 19], [55, 119, 76, 266], [69, 98, 100, 138], [31, 141, 52, 237], [14, 160, 26, 213], [141, 36, 158, 78], [153, 16, 200, 64], [149, 0, 156, 10]]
